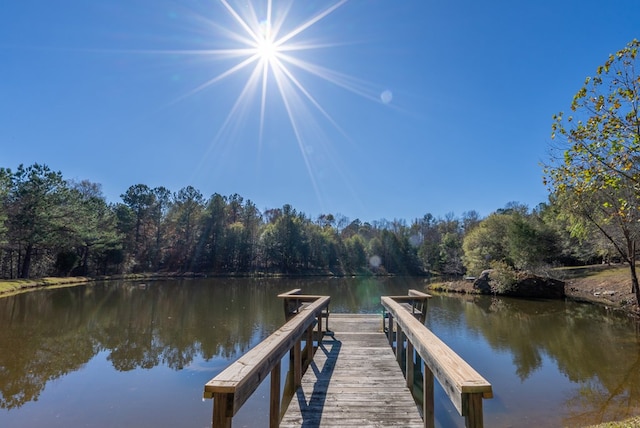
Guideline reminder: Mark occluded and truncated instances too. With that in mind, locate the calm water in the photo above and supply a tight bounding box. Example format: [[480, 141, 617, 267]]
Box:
[[1, 277, 639, 427]]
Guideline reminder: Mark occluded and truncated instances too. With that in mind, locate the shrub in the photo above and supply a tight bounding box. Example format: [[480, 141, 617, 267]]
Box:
[[489, 260, 518, 294]]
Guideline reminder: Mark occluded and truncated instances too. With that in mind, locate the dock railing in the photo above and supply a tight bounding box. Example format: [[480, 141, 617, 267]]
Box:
[[382, 291, 493, 428], [203, 292, 330, 428]]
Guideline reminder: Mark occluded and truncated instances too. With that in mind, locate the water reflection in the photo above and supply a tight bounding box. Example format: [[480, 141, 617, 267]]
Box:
[[0, 279, 286, 410], [0, 277, 639, 427], [426, 294, 640, 426]]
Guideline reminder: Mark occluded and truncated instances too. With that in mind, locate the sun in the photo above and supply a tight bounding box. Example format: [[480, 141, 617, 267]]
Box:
[[174, 0, 383, 198], [256, 37, 277, 62], [255, 20, 278, 63]]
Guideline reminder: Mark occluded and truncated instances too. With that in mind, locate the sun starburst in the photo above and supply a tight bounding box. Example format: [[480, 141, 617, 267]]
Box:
[[173, 0, 385, 202]]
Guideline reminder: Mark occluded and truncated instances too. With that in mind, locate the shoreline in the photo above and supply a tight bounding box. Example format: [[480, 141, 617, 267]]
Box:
[[427, 265, 640, 318]]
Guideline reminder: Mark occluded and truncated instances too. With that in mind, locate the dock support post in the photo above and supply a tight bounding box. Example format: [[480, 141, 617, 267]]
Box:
[[270, 362, 281, 428]]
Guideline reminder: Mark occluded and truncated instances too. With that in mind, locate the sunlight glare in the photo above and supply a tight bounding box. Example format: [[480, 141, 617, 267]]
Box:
[[256, 19, 277, 63], [181, 0, 384, 206]]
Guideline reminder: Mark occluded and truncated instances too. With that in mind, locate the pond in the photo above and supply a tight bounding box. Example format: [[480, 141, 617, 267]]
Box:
[[0, 277, 639, 427]]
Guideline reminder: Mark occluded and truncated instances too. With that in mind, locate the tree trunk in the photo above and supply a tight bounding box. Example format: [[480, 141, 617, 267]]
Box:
[[630, 240, 640, 306], [20, 243, 32, 279], [631, 263, 640, 307]]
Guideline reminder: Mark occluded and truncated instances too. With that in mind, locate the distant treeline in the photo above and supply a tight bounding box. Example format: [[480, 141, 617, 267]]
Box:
[[0, 163, 605, 280]]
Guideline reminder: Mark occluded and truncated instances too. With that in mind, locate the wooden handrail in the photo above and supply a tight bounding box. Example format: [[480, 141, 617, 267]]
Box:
[[204, 294, 330, 428], [278, 289, 330, 331], [382, 294, 492, 428], [385, 289, 431, 323]]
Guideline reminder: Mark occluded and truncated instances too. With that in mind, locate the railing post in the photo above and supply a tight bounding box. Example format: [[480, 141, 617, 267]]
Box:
[[306, 325, 313, 363], [294, 339, 302, 387], [423, 365, 434, 428], [462, 393, 484, 428], [387, 313, 394, 346], [406, 340, 414, 392], [212, 392, 233, 428], [396, 322, 404, 366], [270, 362, 281, 428]]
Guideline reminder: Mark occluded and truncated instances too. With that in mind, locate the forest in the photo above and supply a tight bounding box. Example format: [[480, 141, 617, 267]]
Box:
[[1, 40, 638, 287], [0, 162, 605, 281]]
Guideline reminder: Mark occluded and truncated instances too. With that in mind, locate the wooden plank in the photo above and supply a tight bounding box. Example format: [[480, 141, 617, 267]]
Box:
[[280, 314, 423, 427]]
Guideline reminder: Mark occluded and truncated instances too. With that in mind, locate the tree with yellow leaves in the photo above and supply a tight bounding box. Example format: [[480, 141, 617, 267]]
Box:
[[545, 39, 640, 306]]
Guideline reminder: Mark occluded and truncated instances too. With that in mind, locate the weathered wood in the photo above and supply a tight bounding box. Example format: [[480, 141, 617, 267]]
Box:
[[463, 393, 484, 428], [406, 340, 414, 392], [207, 291, 490, 428], [212, 392, 232, 428], [279, 289, 330, 329], [424, 365, 435, 428], [306, 325, 313, 362], [396, 322, 404, 366], [280, 314, 423, 427], [387, 289, 431, 323], [293, 339, 301, 387], [270, 363, 281, 428], [279, 289, 303, 320], [204, 295, 330, 422], [382, 296, 492, 427]]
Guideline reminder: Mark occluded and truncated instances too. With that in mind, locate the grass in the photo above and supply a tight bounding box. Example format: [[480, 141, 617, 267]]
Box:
[[585, 416, 640, 427], [0, 277, 91, 297], [552, 264, 633, 280]]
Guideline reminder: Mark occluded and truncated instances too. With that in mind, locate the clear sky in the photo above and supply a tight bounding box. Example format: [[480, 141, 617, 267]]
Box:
[[2, 1, 639, 223]]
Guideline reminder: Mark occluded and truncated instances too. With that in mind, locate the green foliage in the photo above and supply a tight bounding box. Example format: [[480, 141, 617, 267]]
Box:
[[489, 260, 518, 294], [462, 205, 559, 276], [545, 39, 640, 303], [462, 213, 510, 276]]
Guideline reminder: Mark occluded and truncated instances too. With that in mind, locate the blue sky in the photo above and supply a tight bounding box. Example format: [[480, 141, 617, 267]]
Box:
[[2, 1, 639, 223]]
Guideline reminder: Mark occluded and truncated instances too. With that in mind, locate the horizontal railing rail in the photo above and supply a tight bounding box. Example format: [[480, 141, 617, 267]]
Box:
[[384, 288, 431, 323], [204, 293, 330, 428], [382, 293, 492, 428]]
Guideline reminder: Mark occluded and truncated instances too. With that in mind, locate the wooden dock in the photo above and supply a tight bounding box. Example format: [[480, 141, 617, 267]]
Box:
[[204, 290, 492, 428], [279, 314, 424, 427]]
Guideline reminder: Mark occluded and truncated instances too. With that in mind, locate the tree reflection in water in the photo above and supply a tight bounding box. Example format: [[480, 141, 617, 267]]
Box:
[[0, 279, 284, 409], [440, 294, 640, 426], [1, 277, 640, 427]]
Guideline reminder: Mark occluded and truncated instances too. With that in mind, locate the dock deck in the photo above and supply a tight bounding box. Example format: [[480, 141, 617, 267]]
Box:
[[279, 314, 423, 427], [204, 290, 491, 428]]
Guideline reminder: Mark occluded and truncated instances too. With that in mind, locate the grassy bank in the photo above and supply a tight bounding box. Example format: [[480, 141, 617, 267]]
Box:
[[429, 264, 639, 315], [0, 276, 92, 296], [0, 273, 166, 298], [587, 416, 640, 427]]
